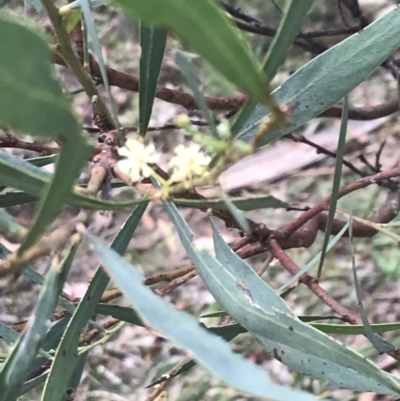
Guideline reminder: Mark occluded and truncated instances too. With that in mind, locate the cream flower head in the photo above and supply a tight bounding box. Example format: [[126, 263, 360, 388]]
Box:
[[117, 136, 160, 183], [168, 143, 211, 182]]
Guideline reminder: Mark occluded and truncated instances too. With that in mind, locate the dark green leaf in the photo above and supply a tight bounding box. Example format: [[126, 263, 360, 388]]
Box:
[[220, 193, 250, 234], [0, 322, 19, 344], [112, 0, 277, 106], [0, 150, 147, 210], [21, 139, 91, 251], [0, 13, 92, 250], [0, 0, 12, 8], [349, 219, 394, 352], [23, 317, 71, 385], [139, 23, 166, 136], [19, 372, 48, 397], [0, 243, 101, 331], [80, 0, 120, 129], [312, 321, 400, 335], [163, 199, 400, 394], [211, 219, 290, 314], [175, 51, 218, 137], [0, 209, 25, 237], [0, 192, 38, 207], [0, 14, 79, 138], [238, 7, 400, 146], [232, 0, 314, 135], [27, 154, 58, 167], [317, 95, 348, 277], [0, 246, 76, 401], [41, 203, 148, 401], [85, 230, 317, 400], [95, 303, 144, 326], [172, 194, 289, 210]]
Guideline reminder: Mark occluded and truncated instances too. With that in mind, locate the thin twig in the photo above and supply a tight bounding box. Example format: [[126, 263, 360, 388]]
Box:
[[144, 356, 192, 401], [268, 239, 400, 361], [155, 270, 198, 296], [257, 253, 274, 276], [280, 166, 400, 238]]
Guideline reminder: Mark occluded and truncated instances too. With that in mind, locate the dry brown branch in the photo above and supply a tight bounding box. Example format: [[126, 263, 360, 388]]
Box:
[[52, 51, 399, 121], [267, 239, 400, 361]]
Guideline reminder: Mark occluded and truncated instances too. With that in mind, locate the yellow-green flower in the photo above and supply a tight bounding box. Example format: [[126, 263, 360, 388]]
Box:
[[168, 143, 211, 182], [117, 136, 160, 183]]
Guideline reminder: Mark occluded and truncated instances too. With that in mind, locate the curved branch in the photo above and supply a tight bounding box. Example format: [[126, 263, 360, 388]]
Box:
[[280, 167, 400, 238], [54, 52, 400, 121], [53, 52, 247, 111], [320, 98, 399, 120]]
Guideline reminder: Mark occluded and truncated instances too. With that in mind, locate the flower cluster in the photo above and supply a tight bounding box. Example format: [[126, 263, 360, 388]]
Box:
[[117, 136, 159, 183], [168, 143, 211, 182], [116, 135, 211, 186]]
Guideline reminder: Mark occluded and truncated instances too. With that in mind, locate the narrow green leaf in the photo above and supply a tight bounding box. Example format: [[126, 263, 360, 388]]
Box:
[[0, 189, 288, 211], [238, 7, 400, 146], [278, 220, 350, 292], [113, 0, 277, 107], [0, 322, 19, 344], [232, 0, 314, 135], [0, 13, 92, 250], [312, 321, 400, 335], [211, 220, 291, 314], [175, 51, 218, 138], [21, 139, 91, 251], [0, 14, 79, 138], [0, 209, 25, 237], [139, 23, 166, 136], [222, 193, 252, 233], [0, 150, 148, 210], [0, 0, 12, 8], [172, 194, 289, 210], [20, 372, 48, 397], [64, 9, 82, 34], [349, 219, 394, 352], [80, 0, 120, 130], [26, 317, 70, 375], [41, 203, 148, 401], [95, 303, 400, 341], [163, 199, 400, 394], [0, 246, 76, 401], [95, 303, 144, 326], [0, 242, 101, 331], [85, 231, 318, 401], [207, 249, 400, 394], [26, 154, 58, 167], [317, 95, 349, 278], [59, 0, 104, 13], [146, 323, 248, 388], [0, 192, 38, 207]]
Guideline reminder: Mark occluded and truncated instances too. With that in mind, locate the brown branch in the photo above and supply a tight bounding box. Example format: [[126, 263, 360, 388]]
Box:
[[280, 167, 400, 239], [0, 138, 59, 155], [320, 98, 399, 120], [268, 239, 360, 322], [79, 317, 119, 344], [53, 52, 246, 111], [268, 239, 400, 361], [318, 190, 400, 237], [155, 269, 198, 296], [144, 265, 195, 285], [53, 50, 400, 120]]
